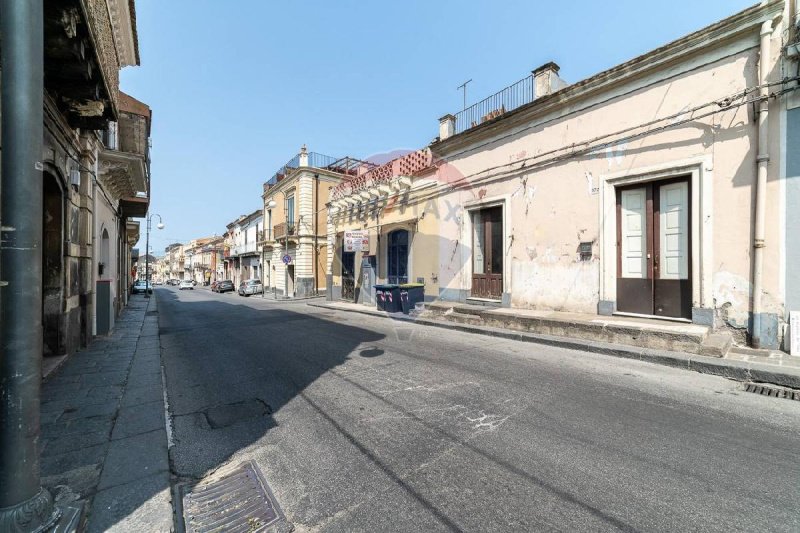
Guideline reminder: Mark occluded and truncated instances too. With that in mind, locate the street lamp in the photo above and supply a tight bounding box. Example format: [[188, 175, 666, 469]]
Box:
[[145, 213, 164, 299]]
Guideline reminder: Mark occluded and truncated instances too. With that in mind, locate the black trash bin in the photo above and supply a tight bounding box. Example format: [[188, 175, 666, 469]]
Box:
[[399, 283, 425, 314], [374, 284, 400, 312]]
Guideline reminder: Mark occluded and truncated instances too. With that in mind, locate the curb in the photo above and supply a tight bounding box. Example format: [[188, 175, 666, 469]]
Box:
[[307, 302, 800, 389]]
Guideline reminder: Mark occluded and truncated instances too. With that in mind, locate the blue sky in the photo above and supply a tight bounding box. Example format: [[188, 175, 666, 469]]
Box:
[[121, 0, 754, 254]]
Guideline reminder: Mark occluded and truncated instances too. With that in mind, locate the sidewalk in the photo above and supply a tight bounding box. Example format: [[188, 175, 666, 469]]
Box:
[[40, 295, 172, 532], [309, 300, 800, 390]]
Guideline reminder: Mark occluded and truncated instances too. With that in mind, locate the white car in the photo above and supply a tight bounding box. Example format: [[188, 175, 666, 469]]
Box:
[[179, 280, 194, 290]]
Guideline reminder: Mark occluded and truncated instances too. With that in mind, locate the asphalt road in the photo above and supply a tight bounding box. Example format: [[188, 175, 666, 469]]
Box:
[[156, 287, 800, 532]]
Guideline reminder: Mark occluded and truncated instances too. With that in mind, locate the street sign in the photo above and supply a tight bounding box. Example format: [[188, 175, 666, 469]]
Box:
[[282, 254, 292, 265], [344, 230, 369, 252]]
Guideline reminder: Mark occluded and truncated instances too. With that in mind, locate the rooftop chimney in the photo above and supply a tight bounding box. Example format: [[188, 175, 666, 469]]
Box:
[[533, 62, 566, 98], [439, 114, 456, 141]]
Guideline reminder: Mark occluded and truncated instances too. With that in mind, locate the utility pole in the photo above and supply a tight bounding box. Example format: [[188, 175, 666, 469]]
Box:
[[0, 0, 62, 530], [457, 79, 472, 110]]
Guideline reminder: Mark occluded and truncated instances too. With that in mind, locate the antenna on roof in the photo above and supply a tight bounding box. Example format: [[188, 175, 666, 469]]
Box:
[[457, 79, 472, 110]]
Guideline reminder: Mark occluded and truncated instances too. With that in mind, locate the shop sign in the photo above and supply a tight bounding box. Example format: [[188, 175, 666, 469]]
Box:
[[344, 230, 369, 252]]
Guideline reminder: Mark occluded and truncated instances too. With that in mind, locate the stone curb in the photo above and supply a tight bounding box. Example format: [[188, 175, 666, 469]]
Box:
[[307, 302, 800, 389]]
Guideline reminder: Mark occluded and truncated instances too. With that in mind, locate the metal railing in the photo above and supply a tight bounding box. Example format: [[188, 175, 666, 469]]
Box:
[[273, 221, 297, 240], [454, 75, 535, 134], [265, 152, 342, 188]]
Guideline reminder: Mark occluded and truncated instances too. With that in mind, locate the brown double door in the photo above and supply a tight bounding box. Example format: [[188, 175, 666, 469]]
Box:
[[616, 178, 691, 319], [471, 207, 503, 299]]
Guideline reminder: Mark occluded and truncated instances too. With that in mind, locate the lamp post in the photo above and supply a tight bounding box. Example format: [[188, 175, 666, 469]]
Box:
[[145, 213, 164, 298]]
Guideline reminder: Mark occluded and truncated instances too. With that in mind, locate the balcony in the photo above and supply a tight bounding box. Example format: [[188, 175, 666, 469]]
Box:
[[230, 241, 259, 257], [98, 92, 152, 217], [273, 222, 298, 241], [44, 0, 131, 129]]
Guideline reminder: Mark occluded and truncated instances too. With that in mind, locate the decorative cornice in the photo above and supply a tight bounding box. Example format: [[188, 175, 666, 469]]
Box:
[[106, 0, 139, 67], [82, 0, 121, 117]]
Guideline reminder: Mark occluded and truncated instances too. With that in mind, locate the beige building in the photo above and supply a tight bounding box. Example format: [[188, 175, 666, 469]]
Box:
[[426, 0, 798, 350], [326, 149, 440, 305], [262, 147, 353, 297]]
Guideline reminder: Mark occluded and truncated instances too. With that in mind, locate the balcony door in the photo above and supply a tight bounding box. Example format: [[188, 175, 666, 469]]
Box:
[[471, 207, 503, 299], [616, 179, 691, 319]]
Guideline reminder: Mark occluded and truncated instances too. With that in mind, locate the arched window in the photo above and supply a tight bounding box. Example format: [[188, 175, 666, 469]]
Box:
[[387, 229, 409, 284]]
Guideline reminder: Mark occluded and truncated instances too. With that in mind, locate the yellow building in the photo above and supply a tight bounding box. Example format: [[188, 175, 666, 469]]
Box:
[[326, 149, 440, 308]]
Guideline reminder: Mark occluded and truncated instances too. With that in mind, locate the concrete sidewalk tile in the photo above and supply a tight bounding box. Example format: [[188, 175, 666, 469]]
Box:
[[88, 471, 172, 533], [98, 429, 169, 490], [111, 401, 165, 440]]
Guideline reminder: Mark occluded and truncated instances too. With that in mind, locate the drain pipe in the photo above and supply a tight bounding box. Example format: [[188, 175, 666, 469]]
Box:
[[752, 18, 773, 348]]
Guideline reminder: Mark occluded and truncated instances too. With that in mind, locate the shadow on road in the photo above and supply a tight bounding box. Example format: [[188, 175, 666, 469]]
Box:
[[155, 288, 387, 505]]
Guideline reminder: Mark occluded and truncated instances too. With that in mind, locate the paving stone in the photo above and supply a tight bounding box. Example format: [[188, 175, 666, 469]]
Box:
[[85, 385, 125, 401], [88, 472, 172, 533], [42, 463, 102, 499], [125, 372, 161, 389], [58, 401, 119, 422], [120, 384, 163, 408], [42, 431, 109, 456], [42, 417, 115, 439], [80, 371, 129, 387], [98, 429, 169, 490], [111, 401, 164, 440], [40, 443, 108, 478]]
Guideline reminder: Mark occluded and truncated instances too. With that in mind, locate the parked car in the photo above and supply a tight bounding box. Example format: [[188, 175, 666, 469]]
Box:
[[215, 280, 235, 293], [238, 279, 263, 297], [179, 280, 194, 290], [131, 280, 151, 294]]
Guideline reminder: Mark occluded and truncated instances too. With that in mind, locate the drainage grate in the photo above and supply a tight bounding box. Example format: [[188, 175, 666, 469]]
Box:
[[180, 461, 290, 533], [744, 382, 800, 401]]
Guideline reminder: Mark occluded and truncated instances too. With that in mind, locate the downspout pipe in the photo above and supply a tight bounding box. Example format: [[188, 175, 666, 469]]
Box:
[[0, 0, 61, 529], [752, 19, 773, 349]]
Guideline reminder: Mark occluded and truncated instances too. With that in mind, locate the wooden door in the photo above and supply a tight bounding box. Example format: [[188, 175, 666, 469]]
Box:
[[616, 179, 691, 319], [471, 207, 503, 299]]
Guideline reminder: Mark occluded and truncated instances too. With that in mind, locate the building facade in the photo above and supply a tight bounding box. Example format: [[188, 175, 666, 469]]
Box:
[[425, 1, 797, 349], [263, 147, 354, 298], [225, 211, 263, 288], [17, 0, 151, 355], [326, 149, 438, 305]]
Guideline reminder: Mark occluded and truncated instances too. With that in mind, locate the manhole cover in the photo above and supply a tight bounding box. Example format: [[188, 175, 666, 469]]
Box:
[[180, 460, 290, 533]]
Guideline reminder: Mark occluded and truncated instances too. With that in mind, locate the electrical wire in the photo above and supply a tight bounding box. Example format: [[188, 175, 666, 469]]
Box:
[[320, 78, 799, 237]]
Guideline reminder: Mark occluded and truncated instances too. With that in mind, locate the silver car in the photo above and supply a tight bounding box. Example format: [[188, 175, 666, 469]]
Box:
[[238, 279, 263, 296]]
